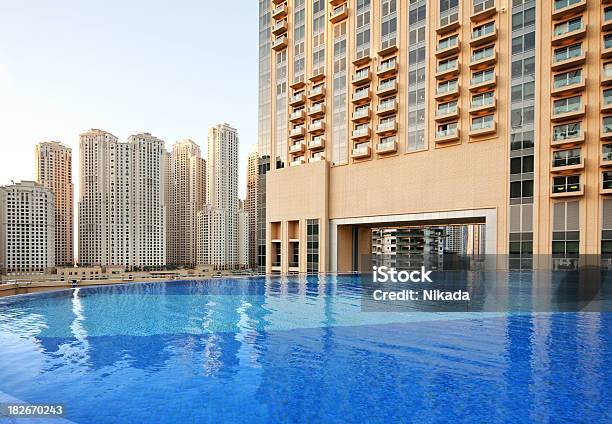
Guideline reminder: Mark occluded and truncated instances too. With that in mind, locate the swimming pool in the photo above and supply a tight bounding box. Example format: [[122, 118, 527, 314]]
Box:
[[0, 275, 610, 423]]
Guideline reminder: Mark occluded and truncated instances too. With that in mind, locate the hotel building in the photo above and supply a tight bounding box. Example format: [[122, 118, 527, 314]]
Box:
[[35, 141, 74, 266], [261, 0, 612, 273], [0, 181, 55, 274], [166, 140, 206, 267], [246, 145, 259, 268], [197, 123, 241, 270], [78, 130, 166, 269]]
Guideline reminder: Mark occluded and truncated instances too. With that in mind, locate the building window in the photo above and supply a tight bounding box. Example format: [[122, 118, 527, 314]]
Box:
[[306, 219, 319, 273], [380, 0, 397, 50], [332, 22, 348, 165]]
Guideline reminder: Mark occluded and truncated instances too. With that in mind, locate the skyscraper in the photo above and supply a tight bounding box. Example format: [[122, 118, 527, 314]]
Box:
[[166, 140, 206, 267], [78, 129, 166, 269], [246, 144, 258, 269], [263, 0, 612, 273], [0, 181, 55, 274], [35, 141, 74, 266], [198, 123, 240, 270]]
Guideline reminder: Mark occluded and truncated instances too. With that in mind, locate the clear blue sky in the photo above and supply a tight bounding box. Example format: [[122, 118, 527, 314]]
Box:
[[0, 0, 259, 198]]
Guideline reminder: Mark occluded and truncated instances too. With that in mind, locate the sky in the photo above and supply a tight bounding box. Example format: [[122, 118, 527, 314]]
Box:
[[0, 0, 259, 199]]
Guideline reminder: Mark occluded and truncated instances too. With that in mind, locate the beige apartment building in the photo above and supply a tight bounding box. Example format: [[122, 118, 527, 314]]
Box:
[[78, 130, 166, 269], [261, 0, 612, 273], [35, 141, 74, 266], [246, 145, 259, 268], [166, 140, 206, 267]]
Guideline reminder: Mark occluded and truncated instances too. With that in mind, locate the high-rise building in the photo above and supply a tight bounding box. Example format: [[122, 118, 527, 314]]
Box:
[[35, 141, 74, 266], [246, 145, 258, 269], [257, 0, 273, 273], [238, 199, 250, 269], [198, 123, 240, 270], [263, 0, 612, 273], [0, 181, 55, 274], [166, 140, 206, 267], [78, 129, 166, 269]]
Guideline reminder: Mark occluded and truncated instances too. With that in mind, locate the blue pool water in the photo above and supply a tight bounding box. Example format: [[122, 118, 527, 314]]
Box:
[[0, 275, 610, 423]]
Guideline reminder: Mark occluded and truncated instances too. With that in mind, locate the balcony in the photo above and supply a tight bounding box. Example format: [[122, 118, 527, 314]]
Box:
[[376, 80, 398, 96], [551, 103, 585, 122], [272, 20, 288, 36], [330, 4, 348, 23], [377, 59, 398, 77], [308, 137, 325, 150], [290, 157, 306, 167], [435, 105, 460, 122], [310, 153, 326, 162], [272, 4, 288, 20], [603, 119, 612, 140], [376, 100, 397, 116], [551, 24, 586, 46], [289, 141, 306, 154], [289, 92, 306, 106], [602, 175, 612, 195], [470, 97, 496, 114], [271, 36, 288, 51], [470, 72, 496, 91], [604, 8, 612, 31], [551, 76, 586, 97], [309, 121, 325, 134], [378, 42, 398, 57], [352, 88, 371, 104], [551, 155, 584, 173], [375, 138, 398, 154], [289, 109, 306, 122], [435, 82, 460, 100], [551, 181, 583, 198], [551, 0, 586, 21], [601, 148, 612, 167], [435, 59, 460, 79], [308, 103, 326, 117], [351, 144, 371, 159], [308, 85, 326, 100], [551, 130, 585, 147], [603, 92, 612, 113], [604, 65, 612, 86], [470, 48, 497, 69], [471, 26, 497, 47], [289, 126, 306, 139], [469, 120, 497, 137], [352, 68, 371, 86], [471, 0, 496, 21], [603, 36, 612, 59], [435, 127, 460, 144], [551, 50, 586, 71], [352, 126, 371, 141], [352, 107, 371, 122], [376, 120, 398, 136], [436, 37, 460, 58]]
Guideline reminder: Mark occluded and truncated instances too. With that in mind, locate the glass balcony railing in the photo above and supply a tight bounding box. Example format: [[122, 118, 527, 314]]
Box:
[[553, 45, 582, 63], [353, 107, 370, 119], [553, 98, 582, 115], [353, 126, 370, 137], [604, 117, 612, 134], [436, 81, 458, 95], [602, 150, 612, 162], [603, 173, 612, 190], [438, 36, 458, 51], [604, 90, 612, 107], [471, 70, 494, 85], [377, 80, 397, 91], [554, 18, 583, 37], [472, 23, 495, 39], [471, 93, 495, 108], [437, 59, 458, 73], [605, 35, 612, 50], [471, 117, 494, 131], [605, 65, 612, 79], [377, 59, 397, 74], [436, 126, 458, 138], [554, 0, 582, 11], [553, 124, 582, 141], [553, 154, 581, 168], [471, 47, 494, 62], [353, 89, 370, 101], [553, 71, 582, 88]]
